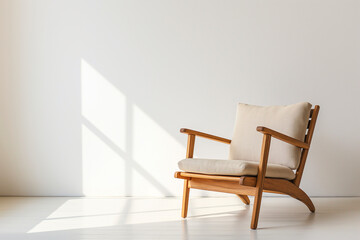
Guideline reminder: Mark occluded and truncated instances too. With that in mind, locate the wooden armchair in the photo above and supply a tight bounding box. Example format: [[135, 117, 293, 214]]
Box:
[[174, 103, 320, 229]]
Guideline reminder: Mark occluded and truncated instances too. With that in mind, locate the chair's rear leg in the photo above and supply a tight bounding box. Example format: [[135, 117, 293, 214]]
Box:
[[289, 187, 315, 212], [181, 179, 190, 218], [297, 194, 315, 213], [251, 188, 263, 229], [236, 194, 250, 205]]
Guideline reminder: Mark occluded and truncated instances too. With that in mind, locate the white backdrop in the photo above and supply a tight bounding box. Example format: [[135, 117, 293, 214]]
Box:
[[0, 0, 359, 196]]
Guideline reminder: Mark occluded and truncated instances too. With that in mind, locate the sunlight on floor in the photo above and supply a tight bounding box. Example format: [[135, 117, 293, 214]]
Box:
[[27, 197, 246, 233], [0, 196, 351, 239]]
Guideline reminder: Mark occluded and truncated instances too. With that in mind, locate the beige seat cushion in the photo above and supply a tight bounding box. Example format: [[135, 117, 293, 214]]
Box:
[[178, 158, 295, 180], [229, 102, 312, 169]]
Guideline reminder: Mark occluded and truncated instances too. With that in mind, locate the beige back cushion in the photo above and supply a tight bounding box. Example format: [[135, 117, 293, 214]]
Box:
[[228, 102, 312, 169]]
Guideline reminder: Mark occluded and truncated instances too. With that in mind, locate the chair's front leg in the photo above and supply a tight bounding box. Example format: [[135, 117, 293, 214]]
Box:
[[251, 187, 264, 229], [251, 134, 271, 229], [181, 179, 190, 218], [181, 134, 195, 218]]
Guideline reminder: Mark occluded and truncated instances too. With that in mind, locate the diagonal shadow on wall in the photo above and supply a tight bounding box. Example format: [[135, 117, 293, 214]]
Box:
[[81, 59, 181, 197], [82, 116, 173, 196]]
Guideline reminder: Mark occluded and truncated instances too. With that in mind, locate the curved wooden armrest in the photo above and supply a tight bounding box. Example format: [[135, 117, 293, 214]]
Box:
[[256, 126, 309, 149], [180, 128, 231, 144]]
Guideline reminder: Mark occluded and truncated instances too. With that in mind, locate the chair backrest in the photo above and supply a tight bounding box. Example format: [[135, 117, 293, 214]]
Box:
[[293, 105, 320, 186], [228, 102, 313, 170]]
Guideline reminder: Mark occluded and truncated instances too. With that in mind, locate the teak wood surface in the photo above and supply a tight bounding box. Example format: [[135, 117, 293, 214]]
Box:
[[175, 105, 320, 229]]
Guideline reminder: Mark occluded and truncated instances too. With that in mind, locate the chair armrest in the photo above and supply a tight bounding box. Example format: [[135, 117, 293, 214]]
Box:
[[256, 126, 309, 149], [180, 128, 231, 144]]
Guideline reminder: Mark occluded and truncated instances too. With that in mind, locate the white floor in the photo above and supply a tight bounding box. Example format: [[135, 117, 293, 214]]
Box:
[[0, 196, 359, 240]]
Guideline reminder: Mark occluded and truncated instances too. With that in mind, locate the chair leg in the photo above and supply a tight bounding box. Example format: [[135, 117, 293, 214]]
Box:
[[289, 186, 316, 212], [181, 179, 190, 218], [251, 188, 263, 229], [236, 194, 250, 205], [251, 134, 270, 229]]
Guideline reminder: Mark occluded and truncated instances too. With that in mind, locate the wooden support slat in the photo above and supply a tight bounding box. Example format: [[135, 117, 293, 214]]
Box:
[[240, 176, 291, 189], [189, 178, 256, 196], [175, 171, 242, 182], [174, 172, 190, 180]]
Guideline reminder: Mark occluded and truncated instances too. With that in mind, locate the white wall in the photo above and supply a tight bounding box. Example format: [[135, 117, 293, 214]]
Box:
[[0, 0, 359, 196]]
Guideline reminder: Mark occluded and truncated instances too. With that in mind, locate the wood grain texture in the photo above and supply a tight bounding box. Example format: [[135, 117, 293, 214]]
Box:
[[189, 178, 256, 196]]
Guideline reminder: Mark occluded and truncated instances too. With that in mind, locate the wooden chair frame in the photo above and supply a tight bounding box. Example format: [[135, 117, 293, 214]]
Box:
[[174, 105, 320, 229]]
